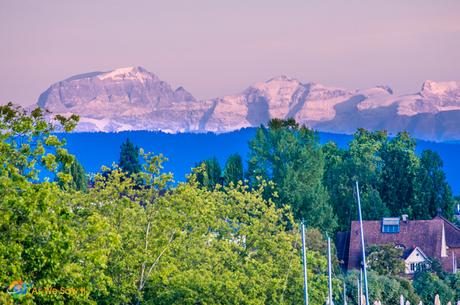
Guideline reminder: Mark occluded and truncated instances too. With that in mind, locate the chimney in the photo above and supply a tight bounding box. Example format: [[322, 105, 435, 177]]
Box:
[[402, 214, 408, 222]]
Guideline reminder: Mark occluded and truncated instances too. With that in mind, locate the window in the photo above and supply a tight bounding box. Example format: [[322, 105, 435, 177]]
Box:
[[382, 224, 399, 233], [409, 262, 427, 273], [382, 217, 400, 233]]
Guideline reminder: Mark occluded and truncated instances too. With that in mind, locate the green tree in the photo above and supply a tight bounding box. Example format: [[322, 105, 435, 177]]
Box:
[[143, 177, 340, 305], [0, 103, 109, 304], [247, 118, 336, 231], [323, 129, 455, 230], [366, 244, 405, 275], [413, 272, 455, 304], [345, 271, 420, 305], [119, 138, 141, 175], [223, 153, 244, 186], [195, 157, 222, 189], [322, 129, 389, 230], [379, 132, 419, 218], [415, 150, 455, 219], [57, 157, 88, 191], [445, 273, 460, 300]]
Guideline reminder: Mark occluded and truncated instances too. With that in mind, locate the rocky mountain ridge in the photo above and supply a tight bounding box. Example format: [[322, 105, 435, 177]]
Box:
[[37, 66, 460, 141]]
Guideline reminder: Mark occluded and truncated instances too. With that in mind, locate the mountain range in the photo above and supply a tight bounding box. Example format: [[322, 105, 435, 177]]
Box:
[[37, 66, 460, 141]]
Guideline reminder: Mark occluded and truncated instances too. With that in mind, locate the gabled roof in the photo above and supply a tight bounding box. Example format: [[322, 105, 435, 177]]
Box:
[[347, 217, 451, 270], [437, 215, 460, 248], [403, 246, 430, 261]]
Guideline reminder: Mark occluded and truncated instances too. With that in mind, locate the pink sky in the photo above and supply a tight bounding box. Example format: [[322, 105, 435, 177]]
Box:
[[1, 0, 459, 105]]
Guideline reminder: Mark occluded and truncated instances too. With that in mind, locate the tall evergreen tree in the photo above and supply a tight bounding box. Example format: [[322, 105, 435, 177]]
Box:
[[119, 138, 142, 175], [322, 129, 389, 230], [223, 153, 244, 186], [58, 158, 88, 191], [415, 149, 455, 219], [323, 129, 456, 229], [379, 132, 419, 218], [195, 157, 222, 189], [247, 118, 337, 231]]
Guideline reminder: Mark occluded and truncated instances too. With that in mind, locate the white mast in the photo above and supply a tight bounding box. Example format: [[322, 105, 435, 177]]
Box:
[[356, 181, 369, 305], [301, 220, 309, 305], [327, 234, 334, 305], [357, 277, 361, 305]]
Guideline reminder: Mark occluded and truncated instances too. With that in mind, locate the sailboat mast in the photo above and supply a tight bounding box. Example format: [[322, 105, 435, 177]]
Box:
[[327, 235, 333, 305], [357, 277, 361, 305], [356, 181, 369, 305], [301, 220, 309, 305]]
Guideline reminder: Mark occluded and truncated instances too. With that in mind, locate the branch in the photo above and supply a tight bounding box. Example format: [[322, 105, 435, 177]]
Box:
[[138, 231, 175, 291]]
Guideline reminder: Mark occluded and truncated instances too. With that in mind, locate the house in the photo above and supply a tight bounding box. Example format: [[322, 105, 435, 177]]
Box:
[[336, 215, 460, 275]]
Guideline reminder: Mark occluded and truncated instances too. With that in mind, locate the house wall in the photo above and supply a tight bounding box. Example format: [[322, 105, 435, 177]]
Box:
[[404, 250, 428, 274], [346, 217, 460, 274]]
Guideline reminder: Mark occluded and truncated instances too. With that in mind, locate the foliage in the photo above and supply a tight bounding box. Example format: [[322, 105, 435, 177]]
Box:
[[323, 129, 456, 230], [0, 102, 78, 182], [415, 150, 455, 219], [379, 132, 419, 217], [223, 153, 244, 186], [118, 138, 142, 175], [143, 178, 341, 305], [322, 129, 389, 231], [194, 157, 222, 189], [1, 105, 344, 304], [366, 244, 405, 276], [344, 271, 420, 305], [247, 118, 337, 232], [413, 271, 455, 304], [1, 105, 459, 304], [57, 157, 88, 191]]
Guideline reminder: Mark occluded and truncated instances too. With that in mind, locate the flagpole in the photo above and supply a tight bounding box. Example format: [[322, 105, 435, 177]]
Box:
[[357, 277, 361, 305], [356, 181, 369, 305], [301, 220, 309, 305], [359, 268, 362, 303], [327, 234, 333, 305]]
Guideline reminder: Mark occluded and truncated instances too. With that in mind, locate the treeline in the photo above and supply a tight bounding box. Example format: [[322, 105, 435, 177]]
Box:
[[0, 103, 459, 304], [196, 118, 456, 231]]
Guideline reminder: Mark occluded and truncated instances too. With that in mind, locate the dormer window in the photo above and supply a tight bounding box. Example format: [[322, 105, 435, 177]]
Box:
[[382, 217, 400, 233]]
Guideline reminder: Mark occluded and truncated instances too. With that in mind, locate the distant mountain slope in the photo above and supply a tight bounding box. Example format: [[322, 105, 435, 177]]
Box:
[[37, 67, 210, 133], [37, 67, 460, 140], [57, 130, 460, 195]]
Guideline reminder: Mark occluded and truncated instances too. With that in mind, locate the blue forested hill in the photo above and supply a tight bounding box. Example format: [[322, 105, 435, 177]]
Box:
[[57, 129, 460, 194]]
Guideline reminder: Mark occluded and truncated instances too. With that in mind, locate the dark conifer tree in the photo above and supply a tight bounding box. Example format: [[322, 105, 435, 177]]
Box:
[[195, 157, 222, 189], [119, 138, 142, 175], [223, 153, 244, 186]]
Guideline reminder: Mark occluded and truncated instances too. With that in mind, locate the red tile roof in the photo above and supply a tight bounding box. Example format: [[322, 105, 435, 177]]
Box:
[[344, 216, 460, 273]]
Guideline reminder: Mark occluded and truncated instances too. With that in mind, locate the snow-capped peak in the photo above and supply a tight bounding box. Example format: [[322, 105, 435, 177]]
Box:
[[252, 75, 301, 95], [267, 75, 300, 83], [98, 66, 156, 82], [36, 66, 460, 140], [421, 80, 460, 97]]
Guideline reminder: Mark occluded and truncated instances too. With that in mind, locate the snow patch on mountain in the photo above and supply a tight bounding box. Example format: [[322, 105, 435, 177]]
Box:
[[97, 66, 155, 83]]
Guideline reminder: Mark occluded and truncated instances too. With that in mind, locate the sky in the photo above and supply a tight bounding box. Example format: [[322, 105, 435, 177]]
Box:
[[1, 0, 459, 106]]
